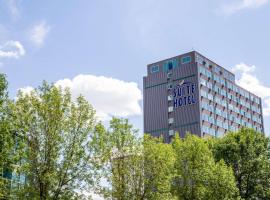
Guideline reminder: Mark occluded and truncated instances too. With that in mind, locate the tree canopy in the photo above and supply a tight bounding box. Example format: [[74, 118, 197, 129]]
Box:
[[213, 128, 270, 199], [172, 133, 239, 200], [9, 82, 96, 199], [1, 76, 270, 200]]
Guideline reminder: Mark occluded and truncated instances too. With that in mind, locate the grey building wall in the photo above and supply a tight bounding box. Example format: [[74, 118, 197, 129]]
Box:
[[144, 52, 201, 142], [144, 51, 264, 141]]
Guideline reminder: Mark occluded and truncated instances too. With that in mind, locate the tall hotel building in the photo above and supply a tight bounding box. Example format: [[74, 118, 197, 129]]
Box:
[[143, 51, 264, 142]]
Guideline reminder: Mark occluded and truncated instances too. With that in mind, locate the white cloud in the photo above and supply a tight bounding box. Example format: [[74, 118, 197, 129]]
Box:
[[6, 0, 20, 19], [18, 86, 34, 96], [19, 75, 143, 120], [231, 63, 255, 73], [220, 0, 269, 15], [30, 21, 51, 47], [232, 63, 270, 116], [0, 40, 25, 59], [55, 74, 142, 120]]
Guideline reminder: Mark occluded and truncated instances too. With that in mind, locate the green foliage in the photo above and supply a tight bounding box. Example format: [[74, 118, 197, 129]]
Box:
[[1, 76, 270, 200], [9, 82, 96, 199], [92, 118, 175, 200], [142, 135, 175, 200], [213, 128, 270, 199], [92, 118, 141, 199], [172, 133, 239, 200], [0, 73, 15, 199]]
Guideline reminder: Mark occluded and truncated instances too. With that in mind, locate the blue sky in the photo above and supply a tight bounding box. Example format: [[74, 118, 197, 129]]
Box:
[[1, 0, 270, 138]]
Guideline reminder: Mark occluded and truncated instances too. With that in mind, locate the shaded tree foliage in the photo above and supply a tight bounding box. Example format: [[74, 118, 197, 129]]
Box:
[[0, 73, 18, 199], [213, 128, 270, 199], [172, 134, 239, 200], [92, 118, 175, 200]]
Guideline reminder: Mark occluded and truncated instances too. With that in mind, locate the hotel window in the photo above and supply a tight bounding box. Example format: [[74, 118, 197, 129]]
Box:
[[196, 55, 204, 64], [167, 72, 173, 79], [213, 75, 220, 83], [150, 65, 159, 73], [168, 118, 174, 124], [216, 119, 223, 127], [209, 105, 214, 112], [239, 89, 245, 96], [221, 111, 227, 118], [235, 118, 240, 124], [203, 60, 209, 67], [202, 113, 214, 124], [213, 85, 219, 93], [169, 130, 175, 136], [220, 89, 226, 96], [240, 99, 245, 105], [201, 102, 207, 110], [206, 82, 212, 89], [209, 116, 214, 124], [228, 104, 234, 111], [163, 59, 178, 71], [206, 70, 212, 78], [201, 102, 214, 112], [221, 99, 227, 107], [223, 71, 228, 79], [245, 112, 251, 118], [215, 108, 222, 116], [199, 66, 206, 74], [200, 78, 207, 86], [214, 96, 221, 104], [230, 126, 236, 132], [209, 128, 216, 136], [244, 92, 249, 98], [201, 90, 208, 98], [251, 106, 257, 112], [168, 106, 173, 112], [228, 74, 235, 82], [208, 93, 213, 101], [202, 125, 209, 133], [220, 78, 225, 85], [214, 66, 220, 74], [223, 123, 228, 130], [216, 130, 224, 137], [240, 109, 245, 116], [254, 97, 260, 104], [167, 83, 173, 90], [168, 95, 173, 101], [202, 113, 208, 121], [234, 85, 239, 93], [182, 56, 191, 64], [227, 82, 232, 89], [258, 116, 262, 123]]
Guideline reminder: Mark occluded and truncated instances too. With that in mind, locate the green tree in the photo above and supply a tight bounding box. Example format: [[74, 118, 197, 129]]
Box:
[[172, 133, 239, 200], [213, 128, 270, 199], [92, 118, 141, 199], [141, 135, 175, 200], [92, 118, 175, 200], [10, 82, 96, 199], [0, 73, 18, 199]]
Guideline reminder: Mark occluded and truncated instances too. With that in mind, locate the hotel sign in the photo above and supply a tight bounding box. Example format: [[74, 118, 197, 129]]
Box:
[[173, 81, 196, 108]]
